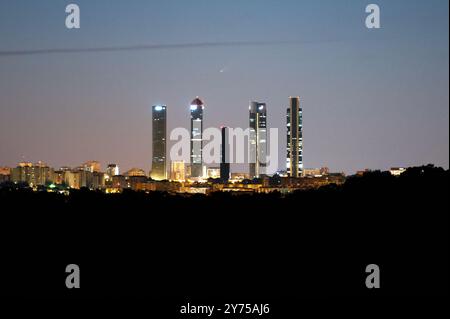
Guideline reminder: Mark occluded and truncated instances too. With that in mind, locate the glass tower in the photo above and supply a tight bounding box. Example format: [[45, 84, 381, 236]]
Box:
[[151, 105, 167, 180], [287, 97, 303, 177], [190, 97, 204, 178], [249, 101, 267, 178]]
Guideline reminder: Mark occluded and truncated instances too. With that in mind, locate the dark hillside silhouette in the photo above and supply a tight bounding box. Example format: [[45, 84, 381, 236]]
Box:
[[0, 165, 448, 298]]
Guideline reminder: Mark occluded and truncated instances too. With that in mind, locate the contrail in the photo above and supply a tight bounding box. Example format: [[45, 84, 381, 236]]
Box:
[[0, 40, 306, 57]]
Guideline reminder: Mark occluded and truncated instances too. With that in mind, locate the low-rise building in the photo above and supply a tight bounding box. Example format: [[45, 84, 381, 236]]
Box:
[[0, 167, 10, 183], [390, 167, 406, 176], [10, 162, 54, 186], [206, 167, 220, 179]]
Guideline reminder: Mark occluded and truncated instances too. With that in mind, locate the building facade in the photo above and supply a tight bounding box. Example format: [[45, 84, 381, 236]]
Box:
[[287, 97, 303, 177], [170, 161, 186, 182], [0, 167, 10, 184], [82, 161, 101, 173], [190, 97, 204, 178], [249, 101, 267, 178], [125, 168, 147, 177], [10, 161, 53, 186], [151, 105, 167, 180], [207, 167, 221, 179], [106, 164, 119, 178]]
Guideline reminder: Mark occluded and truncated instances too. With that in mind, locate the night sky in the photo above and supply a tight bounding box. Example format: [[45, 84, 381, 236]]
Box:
[[0, 0, 448, 174]]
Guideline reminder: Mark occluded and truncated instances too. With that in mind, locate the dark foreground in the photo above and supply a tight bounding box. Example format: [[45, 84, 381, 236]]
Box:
[[0, 166, 448, 312]]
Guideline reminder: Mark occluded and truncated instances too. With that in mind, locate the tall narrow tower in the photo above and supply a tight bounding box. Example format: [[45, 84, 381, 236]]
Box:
[[220, 126, 231, 182], [190, 97, 204, 178], [249, 101, 267, 178], [151, 105, 167, 180], [287, 97, 303, 177]]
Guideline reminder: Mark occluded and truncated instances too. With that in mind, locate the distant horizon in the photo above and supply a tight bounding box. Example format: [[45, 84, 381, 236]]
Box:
[[0, 157, 445, 176]]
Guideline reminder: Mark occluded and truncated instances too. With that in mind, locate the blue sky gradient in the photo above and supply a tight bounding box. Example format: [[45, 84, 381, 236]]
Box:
[[0, 0, 448, 173]]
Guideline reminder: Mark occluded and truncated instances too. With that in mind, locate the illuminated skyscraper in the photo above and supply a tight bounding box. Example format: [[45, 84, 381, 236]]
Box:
[[151, 105, 167, 180], [190, 97, 204, 178], [287, 96, 303, 177], [249, 101, 267, 178]]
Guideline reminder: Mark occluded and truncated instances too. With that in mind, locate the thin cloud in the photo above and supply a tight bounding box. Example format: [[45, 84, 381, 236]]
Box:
[[0, 40, 329, 57]]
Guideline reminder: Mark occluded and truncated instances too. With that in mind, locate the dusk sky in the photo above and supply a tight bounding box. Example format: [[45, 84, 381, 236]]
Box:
[[0, 0, 448, 174]]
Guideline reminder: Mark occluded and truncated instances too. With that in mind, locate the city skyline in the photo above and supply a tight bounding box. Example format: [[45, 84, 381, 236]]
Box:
[[0, 0, 448, 174], [0, 92, 445, 192], [0, 96, 307, 177], [0, 92, 447, 176]]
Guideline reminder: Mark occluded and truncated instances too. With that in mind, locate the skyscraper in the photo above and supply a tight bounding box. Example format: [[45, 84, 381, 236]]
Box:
[[220, 126, 230, 182], [151, 105, 167, 180], [190, 97, 204, 178], [249, 101, 267, 178], [287, 96, 303, 177]]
